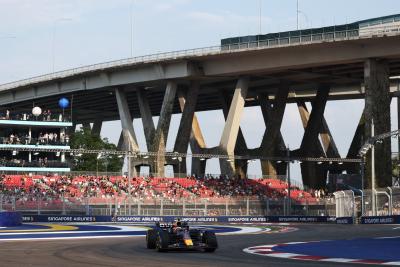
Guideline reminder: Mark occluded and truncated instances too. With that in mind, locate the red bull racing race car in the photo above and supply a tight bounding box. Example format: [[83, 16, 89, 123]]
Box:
[[146, 219, 218, 252]]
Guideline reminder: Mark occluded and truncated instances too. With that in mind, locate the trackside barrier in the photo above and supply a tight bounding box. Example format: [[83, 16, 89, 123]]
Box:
[[0, 211, 22, 226], [360, 215, 400, 224], [22, 215, 336, 223], [336, 217, 354, 224]]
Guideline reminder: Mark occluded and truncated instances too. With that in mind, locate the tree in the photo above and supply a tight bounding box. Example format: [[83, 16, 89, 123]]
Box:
[[392, 155, 400, 178], [70, 128, 123, 172]]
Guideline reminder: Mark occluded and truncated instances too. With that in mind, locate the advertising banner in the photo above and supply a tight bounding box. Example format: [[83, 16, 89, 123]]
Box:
[[360, 216, 400, 224], [22, 215, 335, 223], [22, 215, 112, 223], [336, 217, 354, 224]]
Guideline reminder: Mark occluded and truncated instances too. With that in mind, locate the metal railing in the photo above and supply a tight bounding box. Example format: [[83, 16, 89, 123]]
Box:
[[0, 113, 70, 123], [0, 160, 69, 168], [334, 186, 400, 217], [0, 137, 69, 146], [0, 194, 334, 217], [0, 25, 399, 92]]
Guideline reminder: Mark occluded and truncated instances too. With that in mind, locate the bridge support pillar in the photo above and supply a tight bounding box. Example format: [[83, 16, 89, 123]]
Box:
[[137, 88, 156, 173], [92, 118, 103, 136], [174, 82, 200, 176], [82, 122, 91, 132], [346, 111, 365, 174], [259, 89, 288, 177], [299, 86, 330, 189], [115, 87, 139, 176], [220, 88, 249, 178], [152, 81, 177, 177], [67, 123, 76, 135], [219, 77, 249, 177], [189, 122, 207, 176], [364, 59, 392, 188], [137, 88, 156, 150], [117, 131, 124, 150]]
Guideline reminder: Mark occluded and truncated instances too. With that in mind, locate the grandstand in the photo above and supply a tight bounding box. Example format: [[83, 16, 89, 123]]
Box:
[[0, 108, 72, 173], [0, 174, 326, 216]]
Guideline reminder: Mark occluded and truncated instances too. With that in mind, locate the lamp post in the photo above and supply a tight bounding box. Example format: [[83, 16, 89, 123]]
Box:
[[127, 153, 131, 196], [130, 0, 135, 58], [258, 0, 262, 34], [371, 119, 376, 216], [359, 123, 400, 217], [286, 145, 291, 215], [178, 157, 182, 178], [296, 1, 310, 30], [297, 0, 299, 30], [360, 157, 365, 215], [96, 153, 102, 177]]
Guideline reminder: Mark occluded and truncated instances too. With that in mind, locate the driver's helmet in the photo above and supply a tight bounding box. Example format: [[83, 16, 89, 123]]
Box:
[[173, 218, 181, 227]]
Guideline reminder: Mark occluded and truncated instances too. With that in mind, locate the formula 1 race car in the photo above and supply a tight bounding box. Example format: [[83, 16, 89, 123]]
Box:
[[146, 220, 218, 252]]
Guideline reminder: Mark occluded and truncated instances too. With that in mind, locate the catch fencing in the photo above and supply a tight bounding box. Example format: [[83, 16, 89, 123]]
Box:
[[0, 194, 334, 217], [333, 187, 400, 218]]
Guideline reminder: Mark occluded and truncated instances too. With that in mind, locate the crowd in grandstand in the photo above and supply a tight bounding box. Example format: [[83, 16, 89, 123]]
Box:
[[0, 174, 317, 203]]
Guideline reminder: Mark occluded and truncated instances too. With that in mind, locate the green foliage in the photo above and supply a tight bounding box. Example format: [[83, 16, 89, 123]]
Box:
[[393, 156, 400, 178], [70, 128, 123, 172]]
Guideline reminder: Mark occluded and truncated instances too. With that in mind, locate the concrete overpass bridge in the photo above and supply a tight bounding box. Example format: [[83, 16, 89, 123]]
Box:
[[1, 22, 400, 189]]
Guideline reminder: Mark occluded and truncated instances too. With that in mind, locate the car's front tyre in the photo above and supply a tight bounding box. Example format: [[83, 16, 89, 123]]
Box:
[[156, 231, 170, 252], [203, 231, 218, 252], [146, 229, 157, 249]]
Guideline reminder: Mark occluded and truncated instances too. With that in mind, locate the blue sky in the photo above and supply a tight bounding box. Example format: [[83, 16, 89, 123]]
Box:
[[0, 0, 399, 181]]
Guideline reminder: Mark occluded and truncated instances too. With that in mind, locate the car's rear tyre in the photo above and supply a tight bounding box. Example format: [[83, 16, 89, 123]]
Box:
[[203, 231, 217, 252], [146, 229, 157, 249], [156, 231, 170, 252]]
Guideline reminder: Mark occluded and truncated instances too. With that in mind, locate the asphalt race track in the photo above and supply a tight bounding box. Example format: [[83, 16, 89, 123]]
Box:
[[0, 224, 398, 267]]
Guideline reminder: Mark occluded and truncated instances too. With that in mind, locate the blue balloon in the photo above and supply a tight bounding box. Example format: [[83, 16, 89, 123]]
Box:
[[58, 98, 69, 109]]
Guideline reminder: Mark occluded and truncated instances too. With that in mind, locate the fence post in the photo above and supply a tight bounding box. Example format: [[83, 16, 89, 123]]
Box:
[[204, 200, 208, 216], [115, 197, 118, 216], [387, 187, 393, 216], [37, 195, 41, 215], [109, 200, 112, 216], [324, 199, 328, 216], [86, 197, 90, 216], [225, 199, 229, 216], [61, 193, 66, 215], [129, 197, 132, 215], [183, 199, 186, 216], [351, 191, 355, 218], [246, 198, 250, 216], [12, 196, 16, 211], [305, 198, 309, 216], [266, 198, 270, 216], [0, 194, 3, 211], [137, 200, 141, 216], [283, 198, 286, 216], [160, 198, 164, 216]]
